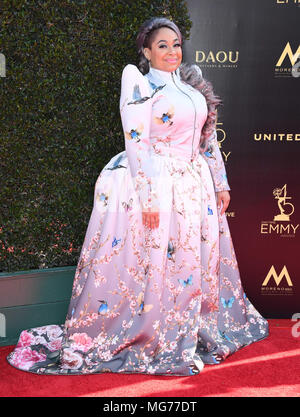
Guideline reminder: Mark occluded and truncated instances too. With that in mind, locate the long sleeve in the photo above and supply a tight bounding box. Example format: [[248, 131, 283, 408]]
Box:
[[201, 128, 230, 192], [120, 64, 160, 211]]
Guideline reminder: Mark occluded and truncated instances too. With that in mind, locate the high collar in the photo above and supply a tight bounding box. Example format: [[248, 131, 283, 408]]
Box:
[[147, 63, 181, 84]]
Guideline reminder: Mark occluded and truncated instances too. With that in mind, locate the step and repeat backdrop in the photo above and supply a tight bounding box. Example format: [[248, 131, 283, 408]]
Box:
[[184, 0, 299, 318]]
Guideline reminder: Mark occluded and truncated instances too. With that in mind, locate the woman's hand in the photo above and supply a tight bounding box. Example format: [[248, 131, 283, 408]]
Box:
[[142, 207, 160, 229], [216, 191, 230, 216]]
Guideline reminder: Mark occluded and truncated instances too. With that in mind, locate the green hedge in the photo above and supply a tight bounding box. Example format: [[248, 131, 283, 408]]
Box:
[[0, 0, 192, 272]]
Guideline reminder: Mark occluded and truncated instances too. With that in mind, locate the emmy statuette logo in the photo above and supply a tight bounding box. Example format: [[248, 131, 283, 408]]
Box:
[[260, 184, 299, 237], [273, 184, 294, 221], [261, 266, 294, 296]]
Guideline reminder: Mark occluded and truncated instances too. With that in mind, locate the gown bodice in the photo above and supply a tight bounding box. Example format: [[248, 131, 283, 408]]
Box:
[[119, 63, 230, 211], [144, 65, 208, 162]]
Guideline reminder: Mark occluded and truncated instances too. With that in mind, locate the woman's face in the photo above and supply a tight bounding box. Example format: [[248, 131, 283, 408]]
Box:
[[143, 27, 182, 72]]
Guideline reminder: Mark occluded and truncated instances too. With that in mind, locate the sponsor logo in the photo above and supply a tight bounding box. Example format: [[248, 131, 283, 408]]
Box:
[[261, 265, 294, 296], [253, 133, 300, 142], [195, 50, 239, 69], [276, 0, 300, 4], [225, 212, 235, 218], [260, 184, 299, 237], [275, 42, 300, 77]]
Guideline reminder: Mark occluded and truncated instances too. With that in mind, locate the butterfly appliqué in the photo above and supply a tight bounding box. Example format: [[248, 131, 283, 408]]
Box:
[[211, 352, 224, 364], [222, 173, 228, 181], [218, 330, 232, 342], [178, 274, 193, 288], [125, 123, 144, 142], [96, 192, 109, 206], [137, 292, 153, 315], [204, 145, 215, 159], [221, 296, 235, 308], [188, 364, 199, 375], [112, 237, 121, 247], [97, 300, 109, 315], [167, 240, 176, 262], [154, 105, 175, 126]]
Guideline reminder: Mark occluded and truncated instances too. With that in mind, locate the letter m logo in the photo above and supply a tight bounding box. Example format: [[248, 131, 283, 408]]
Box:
[[262, 265, 293, 287], [276, 42, 300, 67]]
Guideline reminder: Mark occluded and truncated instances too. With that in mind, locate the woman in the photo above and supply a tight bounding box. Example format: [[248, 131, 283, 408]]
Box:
[[7, 17, 269, 376]]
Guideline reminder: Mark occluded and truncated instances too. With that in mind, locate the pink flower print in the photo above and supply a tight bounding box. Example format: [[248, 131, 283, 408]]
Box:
[[183, 311, 190, 319], [31, 325, 48, 335], [46, 325, 63, 340], [170, 341, 177, 350], [182, 348, 193, 362], [166, 313, 173, 324], [69, 332, 93, 353], [174, 312, 181, 321], [33, 335, 47, 345], [97, 348, 113, 361], [65, 317, 76, 329], [93, 332, 106, 346], [16, 330, 35, 348], [60, 348, 83, 369], [191, 288, 202, 299], [153, 320, 160, 331], [168, 282, 176, 291], [139, 364, 147, 372], [47, 339, 62, 352], [10, 347, 47, 371]]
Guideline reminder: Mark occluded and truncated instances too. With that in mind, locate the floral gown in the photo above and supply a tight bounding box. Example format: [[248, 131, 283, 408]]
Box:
[[7, 64, 269, 376]]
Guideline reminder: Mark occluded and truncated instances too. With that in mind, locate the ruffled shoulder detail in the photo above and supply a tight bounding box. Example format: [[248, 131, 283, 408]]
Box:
[[121, 64, 149, 87], [121, 64, 154, 107]]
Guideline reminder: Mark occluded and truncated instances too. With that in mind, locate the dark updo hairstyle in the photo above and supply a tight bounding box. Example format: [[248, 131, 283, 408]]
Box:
[[136, 17, 222, 151]]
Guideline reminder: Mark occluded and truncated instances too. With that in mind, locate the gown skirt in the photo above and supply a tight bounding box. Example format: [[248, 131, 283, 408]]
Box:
[[6, 148, 269, 376]]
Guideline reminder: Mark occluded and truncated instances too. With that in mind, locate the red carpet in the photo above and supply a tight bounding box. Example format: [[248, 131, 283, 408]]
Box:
[[1, 320, 299, 397]]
